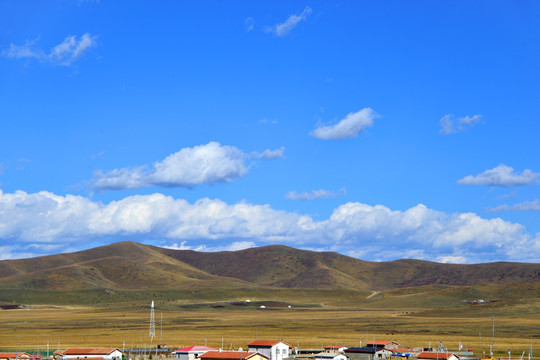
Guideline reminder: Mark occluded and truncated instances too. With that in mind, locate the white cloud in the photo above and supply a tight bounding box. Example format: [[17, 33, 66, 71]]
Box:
[[457, 164, 540, 187], [244, 17, 255, 32], [285, 188, 346, 201], [252, 147, 285, 159], [224, 241, 256, 251], [51, 33, 97, 66], [439, 114, 482, 135], [0, 189, 538, 263], [258, 118, 278, 124], [436, 255, 467, 264], [91, 142, 282, 191], [267, 6, 312, 37], [487, 199, 540, 212], [310, 108, 378, 140], [162, 241, 205, 251], [2, 37, 44, 60], [2, 33, 97, 66]]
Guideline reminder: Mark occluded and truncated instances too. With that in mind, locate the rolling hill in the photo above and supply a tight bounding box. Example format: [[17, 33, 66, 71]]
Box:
[[0, 241, 538, 305]]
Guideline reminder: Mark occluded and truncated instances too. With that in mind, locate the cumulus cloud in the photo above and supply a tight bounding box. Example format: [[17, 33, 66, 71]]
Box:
[[266, 6, 312, 37], [285, 188, 346, 201], [0, 189, 538, 263], [2, 33, 97, 66], [91, 142, 283, 191], [439, 114, 482, 135], [487, 199, 540, 212], [310, 108, 378, 140], [457, 164, 540, 187]]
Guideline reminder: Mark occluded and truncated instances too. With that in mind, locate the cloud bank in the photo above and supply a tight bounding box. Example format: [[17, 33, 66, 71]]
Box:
[[310, 108, 378, 140], [2, 33, 97, 66], [91, 142, 284, 190], [439, 114, 482, 135], [0, 189, 538, 263], [267, 7, 312, 37], [457, 164, 540, 187]]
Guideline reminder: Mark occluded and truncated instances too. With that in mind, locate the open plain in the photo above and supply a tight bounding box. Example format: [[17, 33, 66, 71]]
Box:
[[1, 295, 538, 358]]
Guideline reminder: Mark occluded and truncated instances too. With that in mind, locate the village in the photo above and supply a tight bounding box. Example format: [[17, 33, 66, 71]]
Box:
[[1, 338, 524, 360]]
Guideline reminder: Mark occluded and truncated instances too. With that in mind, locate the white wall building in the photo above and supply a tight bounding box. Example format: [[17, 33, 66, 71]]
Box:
[[62, 348, 124, 360], [248, 341, 290, 360], [315, 352, 348, 360]]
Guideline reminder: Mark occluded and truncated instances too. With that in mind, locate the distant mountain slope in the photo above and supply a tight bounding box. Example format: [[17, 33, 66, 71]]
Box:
[[158, 244, 540, 289], [0, 242, 253, 290], [0, 242, 538, 293], [369, 258, 540, 289]]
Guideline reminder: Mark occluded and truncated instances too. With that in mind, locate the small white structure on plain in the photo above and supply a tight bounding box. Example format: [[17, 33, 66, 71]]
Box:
[[245, 299, 251, 303], [287, 305, 292, 309], [259, 305, 266, 309]]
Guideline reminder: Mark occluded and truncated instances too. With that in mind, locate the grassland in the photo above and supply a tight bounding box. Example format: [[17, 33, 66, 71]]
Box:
[[0, 290, 538, 358]]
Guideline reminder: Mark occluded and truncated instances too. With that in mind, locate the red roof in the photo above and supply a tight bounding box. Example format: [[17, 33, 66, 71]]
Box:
[[199, 352, 267, 360], [63, 349, 120, 356], [0, 354, 31, 359], [248, 341, 290, 348], [367, 341, 394, 346], [176, 346, 217, 353], [418, 352, 455, 360]]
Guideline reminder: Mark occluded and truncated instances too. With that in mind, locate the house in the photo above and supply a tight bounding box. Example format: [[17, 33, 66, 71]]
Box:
[[0, 353, 31, 360], [344, 347, 393, 360], [366, 342, 400, 351], [53, 350, 65, 360], [417, 352, 459, 360], [315, 352, 348, 360], [198, 351, 268, 360], [62, 348, 124, 360], [173, 346, 217, 360], [247, 341, 290, 360]]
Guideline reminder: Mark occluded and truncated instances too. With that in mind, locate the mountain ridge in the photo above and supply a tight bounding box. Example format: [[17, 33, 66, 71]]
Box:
[[0, 241, 538, 295]]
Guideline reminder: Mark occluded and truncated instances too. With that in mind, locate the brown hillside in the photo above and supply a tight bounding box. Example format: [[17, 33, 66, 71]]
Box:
[[156, 244, 540, 289], [158, 244, 374, 289], [0, 242, 253, 290], [0, 242, 538, 293]]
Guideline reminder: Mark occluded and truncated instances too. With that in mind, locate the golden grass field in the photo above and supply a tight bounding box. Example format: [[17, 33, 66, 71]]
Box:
[[0, 299, 538, 359]]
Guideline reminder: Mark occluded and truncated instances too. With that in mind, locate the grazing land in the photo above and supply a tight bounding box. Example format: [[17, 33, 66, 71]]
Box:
[[0, 242, 538, 357], [1, 292, 538, 357]]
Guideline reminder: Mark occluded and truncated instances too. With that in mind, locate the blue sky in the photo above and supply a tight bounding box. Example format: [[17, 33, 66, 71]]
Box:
[[1, 1, 539, 263]]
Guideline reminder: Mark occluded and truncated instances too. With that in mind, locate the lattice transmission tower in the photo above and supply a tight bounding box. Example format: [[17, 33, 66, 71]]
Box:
[[149, 300, 155, 343]]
